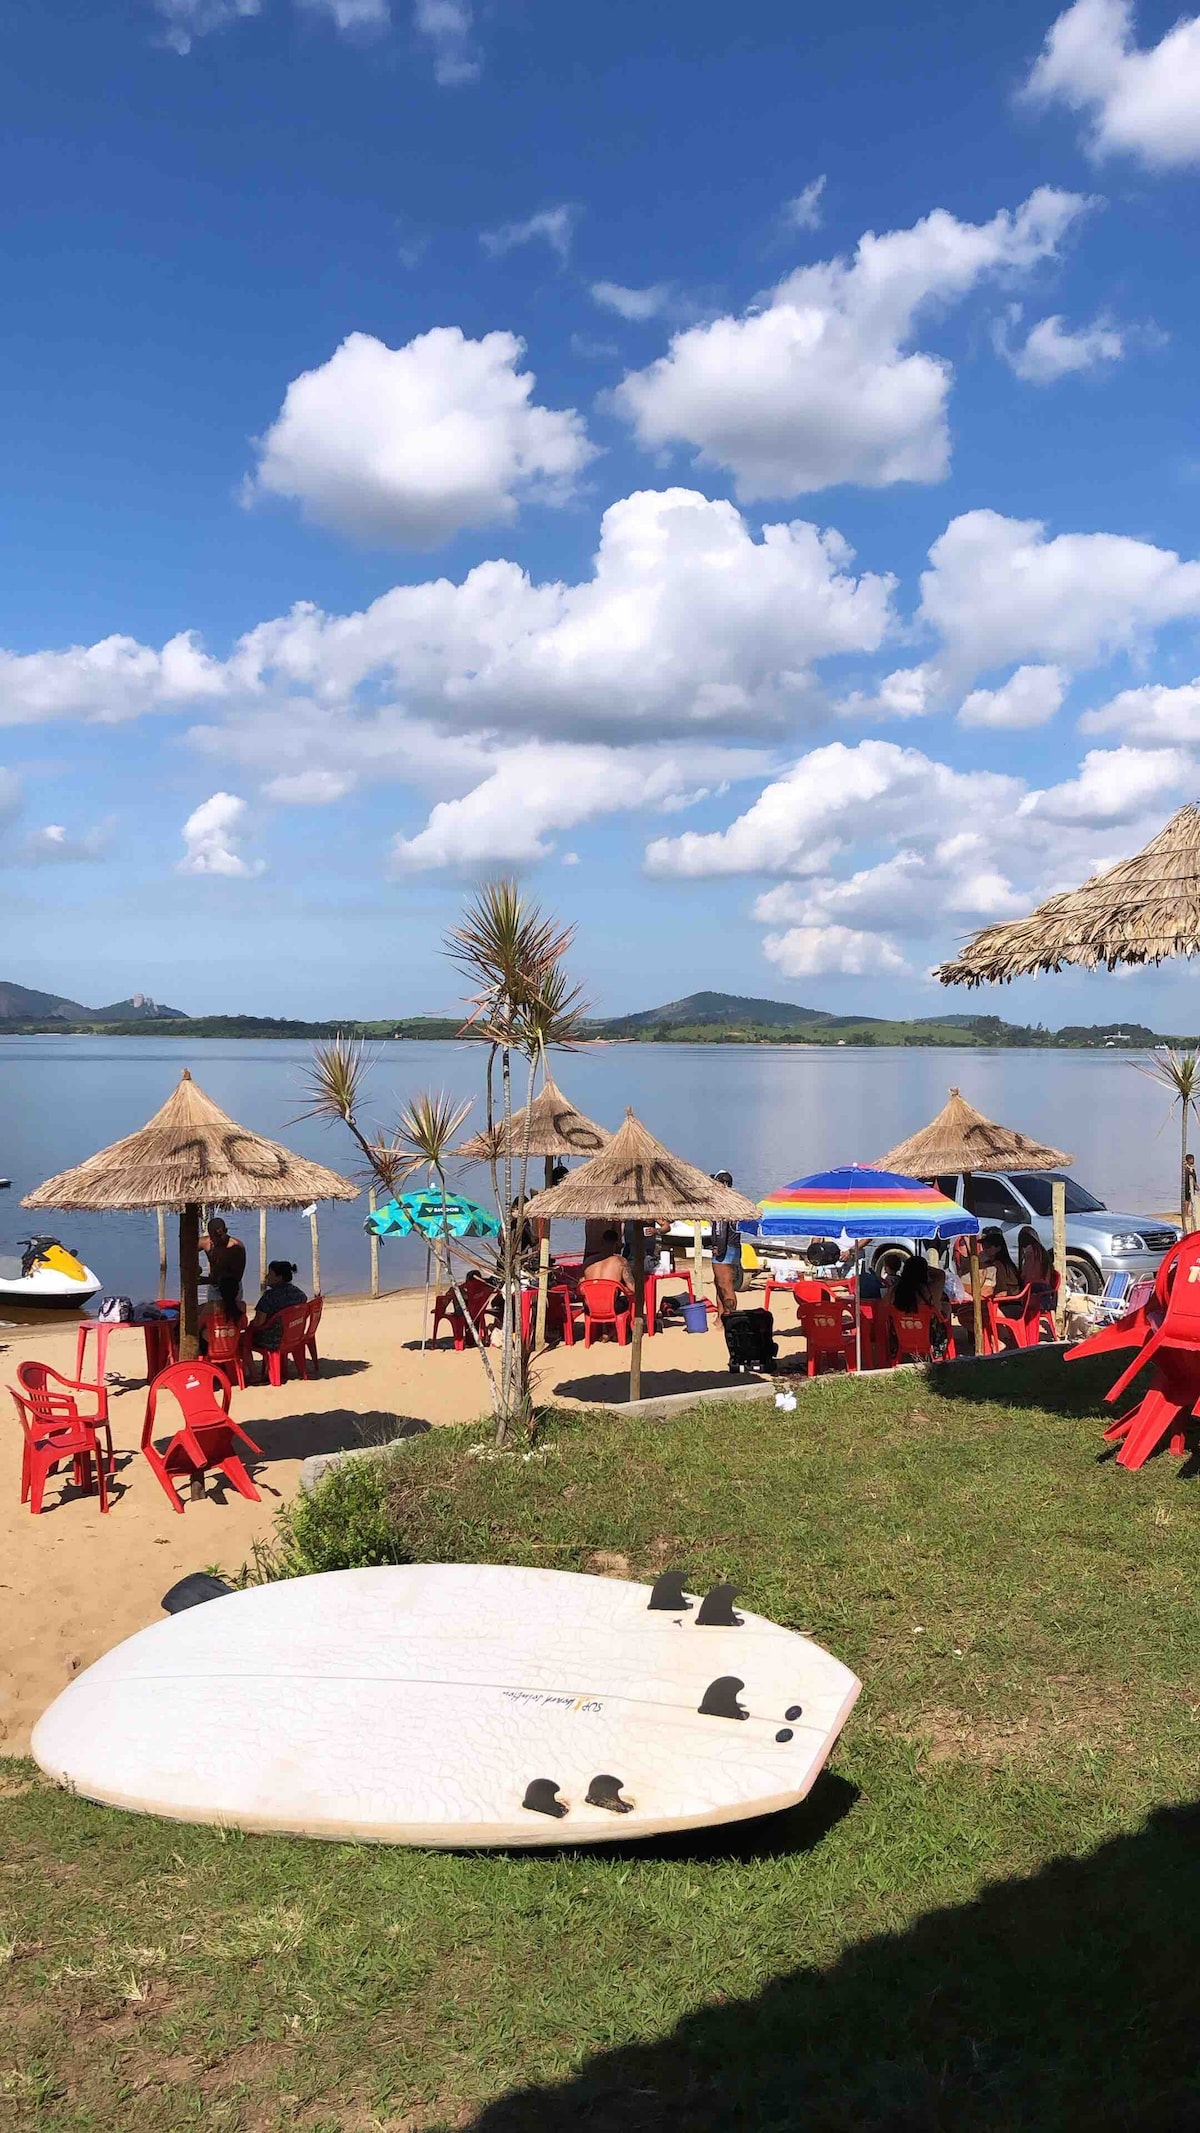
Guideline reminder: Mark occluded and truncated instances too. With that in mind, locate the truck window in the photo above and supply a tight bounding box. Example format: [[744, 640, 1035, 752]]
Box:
[[964, 1175, 1027, 1225]]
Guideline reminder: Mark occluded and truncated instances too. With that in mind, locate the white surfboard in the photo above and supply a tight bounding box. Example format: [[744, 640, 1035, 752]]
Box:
[[31, 1564, 861, 1848]]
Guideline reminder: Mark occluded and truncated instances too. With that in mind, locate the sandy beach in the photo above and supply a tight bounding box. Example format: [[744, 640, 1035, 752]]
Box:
[[1, 1277, 758, 1755]]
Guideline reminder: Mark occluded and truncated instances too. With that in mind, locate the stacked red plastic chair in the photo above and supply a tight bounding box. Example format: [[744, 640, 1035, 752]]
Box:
[[1067, 1234, 1200, 1469]]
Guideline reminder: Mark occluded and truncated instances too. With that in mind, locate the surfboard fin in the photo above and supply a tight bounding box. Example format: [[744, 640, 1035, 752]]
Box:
[[585, 1774, 633, 1813], [161, 1573, 235, 1614], [696, 1582, 743, 1626], [522, 1778, 568, 1819], [699, 1675, 748, 1720], [647, 1570, 691, 1612]]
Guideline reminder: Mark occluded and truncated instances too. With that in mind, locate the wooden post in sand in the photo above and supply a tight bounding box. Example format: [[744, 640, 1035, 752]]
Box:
[[969, 1234, 984, 1357], [258, 1209, 268, 1295], [156, 1209, 167, 1299], [629, 1223, 646, 1404], [1051, 1179, 1068, 1337], [368, 1188, 380, 1299], [692, 1221, 704, 1303], [309, 1206, 321, 1298]]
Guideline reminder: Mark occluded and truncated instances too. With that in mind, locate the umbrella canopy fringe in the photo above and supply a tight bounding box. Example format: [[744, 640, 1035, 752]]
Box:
[[878, 1086, 1071, 1177], [524, 1109, 758, 1224]]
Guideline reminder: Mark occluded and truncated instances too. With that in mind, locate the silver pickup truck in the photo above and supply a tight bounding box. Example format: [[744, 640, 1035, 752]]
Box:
[[922, 1169, 1178, 1294]]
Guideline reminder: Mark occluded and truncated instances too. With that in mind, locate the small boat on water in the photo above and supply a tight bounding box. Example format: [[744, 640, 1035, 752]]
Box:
[[0, 1236, 101, 1307]]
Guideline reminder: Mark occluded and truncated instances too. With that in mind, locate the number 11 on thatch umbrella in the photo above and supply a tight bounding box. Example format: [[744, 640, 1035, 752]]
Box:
[[524, 1111, 758, 1400], [22, 1069, 359, 1360]]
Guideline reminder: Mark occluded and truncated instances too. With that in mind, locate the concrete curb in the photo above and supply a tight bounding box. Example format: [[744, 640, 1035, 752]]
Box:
[[300, 1429, 430, 1493]]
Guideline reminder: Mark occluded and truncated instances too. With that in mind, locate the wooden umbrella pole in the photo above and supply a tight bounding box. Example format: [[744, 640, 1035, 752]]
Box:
[[258, 1208, 268, 1295], [179, 1201, 201, 1363], [629, 1222, 646, 1404], [368, 1187, 380, 1299], [534, 1157, 553, 1349], [1051, 1179, 1067, 1337], [156, 1208, 167, 1299], [309, 1206, 321, 1297], [692, 1220, 704, 1302], [969, 1234, 984, 1357]]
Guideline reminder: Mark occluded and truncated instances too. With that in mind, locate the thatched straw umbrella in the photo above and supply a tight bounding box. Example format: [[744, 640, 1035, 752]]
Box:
[[879, 1087, 1073, 1347], [23, 1069, 358, 1359], [938, 803, 1200, 987], [524, 1109, 758, 1400], [457, 1075, 611, 1345]]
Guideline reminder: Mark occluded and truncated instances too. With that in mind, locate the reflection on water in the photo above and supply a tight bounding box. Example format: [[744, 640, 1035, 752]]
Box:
[[0, 1034, 1184, 1303]]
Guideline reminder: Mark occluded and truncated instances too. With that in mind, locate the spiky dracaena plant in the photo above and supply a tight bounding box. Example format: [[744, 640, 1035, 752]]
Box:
[[299, 1042, 501, 1407], [1135, 1046, 1200, 1231], [448, 882, 586, 1442]]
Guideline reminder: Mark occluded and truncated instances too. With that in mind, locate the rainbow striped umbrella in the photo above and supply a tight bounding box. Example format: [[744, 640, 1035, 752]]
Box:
[[741, 1165, 979, 1242]]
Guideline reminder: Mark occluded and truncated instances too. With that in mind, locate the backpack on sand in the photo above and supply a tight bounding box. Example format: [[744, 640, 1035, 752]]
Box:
[[723, 1307, 777, 1374]]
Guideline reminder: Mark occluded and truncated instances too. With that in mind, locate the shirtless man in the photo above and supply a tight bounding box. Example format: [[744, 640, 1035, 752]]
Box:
[[583, 1226, 636, 1292]]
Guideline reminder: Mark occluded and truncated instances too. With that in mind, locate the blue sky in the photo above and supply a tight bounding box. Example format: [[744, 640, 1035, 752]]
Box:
[[3, 0, 1200, 1023]]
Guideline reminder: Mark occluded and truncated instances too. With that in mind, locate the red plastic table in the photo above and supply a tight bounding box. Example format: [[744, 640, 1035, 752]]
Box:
[[519, 1285, 578, 1345], [77, 1313, 178, 1385], [644, 1269, 695, 1332]]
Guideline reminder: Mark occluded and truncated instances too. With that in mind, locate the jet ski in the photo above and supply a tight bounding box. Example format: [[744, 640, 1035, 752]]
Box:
[[0, 1236, 101, 1307]]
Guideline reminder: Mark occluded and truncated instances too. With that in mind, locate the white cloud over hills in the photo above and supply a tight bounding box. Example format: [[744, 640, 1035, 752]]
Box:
[[613, 189, 1088, 497]]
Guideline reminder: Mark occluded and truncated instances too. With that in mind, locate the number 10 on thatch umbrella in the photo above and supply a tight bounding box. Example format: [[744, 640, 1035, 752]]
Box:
[[22, 1069, 359, 1359], [524, 1111, 758, 1400]]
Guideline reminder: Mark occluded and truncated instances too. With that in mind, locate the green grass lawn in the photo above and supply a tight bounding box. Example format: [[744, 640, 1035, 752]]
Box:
[[5, 1350, 1200, 2130]]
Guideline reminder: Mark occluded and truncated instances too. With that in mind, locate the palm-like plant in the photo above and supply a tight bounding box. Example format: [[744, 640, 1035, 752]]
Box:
[[448, 882, 586, 1440], [1135, 1046, 1200, 1231], [299, 1042, 501, 1403]]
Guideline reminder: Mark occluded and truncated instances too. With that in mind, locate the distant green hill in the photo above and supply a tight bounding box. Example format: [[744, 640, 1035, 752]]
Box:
[[0, 981, 186, 1023]]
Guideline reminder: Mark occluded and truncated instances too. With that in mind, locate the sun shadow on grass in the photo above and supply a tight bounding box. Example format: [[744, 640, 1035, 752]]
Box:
[[925, 1345, 1131, 1420], [554, 1368, 762, 1406], [460, 1799, 1200, 2130]]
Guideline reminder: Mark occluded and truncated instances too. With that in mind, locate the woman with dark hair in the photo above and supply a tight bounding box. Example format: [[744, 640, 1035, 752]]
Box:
[[892, 1254, 934, 1313], [247, 1259, 308, 1354], [979, 1226, 1021, 1297]]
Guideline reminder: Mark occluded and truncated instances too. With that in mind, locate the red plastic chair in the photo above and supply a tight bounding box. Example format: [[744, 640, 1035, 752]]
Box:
[[519, 1285, 578, 1345], [1091, 1247, 1200, 1468], [764, 1278, 831, 1317], [203, 1308, 248, 1390], [10, 1385, 109, 1514], [305, 1295, 324, 1376], [887, 1306, 934, 1366], [579, 1279, 631, 1347], [17, 1361, 113, 1472], [433, 1276, 495, 1351], [248, 1303, 311, 1386], [987, 1275, 1060, 1351], [797, 1302, 855, 1376], [141, 1362, 262, 1512]]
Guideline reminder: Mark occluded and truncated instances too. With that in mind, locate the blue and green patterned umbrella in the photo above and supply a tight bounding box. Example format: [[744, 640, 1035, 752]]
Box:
[[365, 1189, 502, 1242]]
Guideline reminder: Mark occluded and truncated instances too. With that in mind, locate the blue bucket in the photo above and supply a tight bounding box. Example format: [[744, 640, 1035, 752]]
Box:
[[682, 1301, 710, 1334]]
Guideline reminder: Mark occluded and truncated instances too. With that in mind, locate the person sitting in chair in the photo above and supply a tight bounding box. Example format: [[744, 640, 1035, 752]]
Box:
[[583, 1226, 635, 1293], [247, 1260, 308, 1355]]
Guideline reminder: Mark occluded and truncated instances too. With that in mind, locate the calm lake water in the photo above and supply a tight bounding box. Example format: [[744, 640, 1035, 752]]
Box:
[[0, 1035, 1187, 1308]]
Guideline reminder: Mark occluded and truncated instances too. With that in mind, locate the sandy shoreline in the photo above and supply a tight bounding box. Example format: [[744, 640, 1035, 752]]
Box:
[[1, 1275, 759, 1755]]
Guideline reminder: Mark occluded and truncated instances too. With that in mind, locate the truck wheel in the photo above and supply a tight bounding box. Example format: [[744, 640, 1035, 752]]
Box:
[[1065, 1254, 1101, 1296]]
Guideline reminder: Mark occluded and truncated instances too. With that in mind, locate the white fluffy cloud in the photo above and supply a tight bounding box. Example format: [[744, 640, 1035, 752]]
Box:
[[480, 206, 575, 263], [412, 0, 477, 83], [299, 0, 389, 25], [390, 742, 759, 870], [249, 328, 594, 547], [178, 793, 264, 878], [614, 189, 1087, 497], [1025, 0, 1200, 169], [918, 508, 1200, 682], [958, 664, 1066, 728], [996, 308, 1124, 382], [590, 282, 673, 321], [1080, 675, 1200, 743], [210, 488, 894, 748], [263, 768, 357, 803], [644, 732, 1198, 974], [0, 632, 228, 727], [0, 770, 110, 866]]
